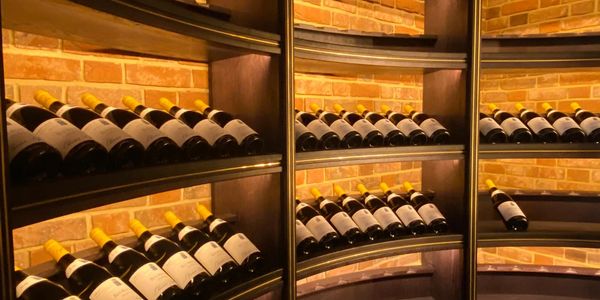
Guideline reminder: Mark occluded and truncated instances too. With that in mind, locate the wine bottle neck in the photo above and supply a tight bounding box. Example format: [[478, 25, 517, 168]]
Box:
[[47, 101, 64, 113], [94, 103, 109, 114], [173, 222, 186, 232], [133, 105, 146, 115], [14, 270, 29, 282], [57, 254, 76, 271], [169, 105, 181, 115], [138, 231, 153, 243], [101, 240, 118, 254]]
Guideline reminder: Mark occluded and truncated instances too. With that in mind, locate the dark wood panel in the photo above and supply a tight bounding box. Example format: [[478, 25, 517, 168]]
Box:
[[422, 160, 467, 233], [423, 69, 467, 144], [425, 0, 469, 52], [209, 0, 278, 33], [422, 249, 464, 300], [479, 143, 600, 159]]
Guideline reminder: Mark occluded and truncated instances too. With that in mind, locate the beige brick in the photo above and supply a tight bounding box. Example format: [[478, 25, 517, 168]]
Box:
[[540, 21, 562, 33], [559, 73, 600, 85], [14, 31, 59, 49], [332, 82, 351, 96], [332, 12, 352, 28], [395, 0, 424, 14], [183, 185, 211, 200], [306, 169, 326, 184], [533, 254, 554, 265], [295, 3, 332, 25], [352, 17, 381, 32], [84, 61, 123, 83], [567, 86, 590, 98], [486, 7, 502, 18], [18, 85, 63, 105], [66, 86, 143, 108], [149, 189, 181, 205], [538, 167, 565, 179], [561, 15, 600, 30], [528, 5, 568, 23], [497, 247, 533, 263], [510, 13, 528, 26], [144, 90, 177, 108], [126, 64, 192, 88], [571, 0, 595, 15], [4, 54, 81, 81], [13, 217, 87, 249], [528, 88, 567, 100], [192, 69, 208, 89], [350, 83, 380, 97], [501, 0, 538, 15], [536, 74, 559, 87], [296, 170, 306, 186], [134, 202, 201, 228], [540, 0, 560, 7], [30, 247, 54, 266], [91, 211, 131, 235], [87, 197, 147, 212], [179, 91, 209, 109], [487, 17, 509, 31], [564, 248, 588, 262], [295, 79, 333, 95], [566, 169, 590, 182], [324, 0, 357, 12], [500, 77, 536, 90]]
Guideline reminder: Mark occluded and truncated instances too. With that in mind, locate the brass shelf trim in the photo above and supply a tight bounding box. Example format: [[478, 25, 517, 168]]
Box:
[[295, 46, 465, 63], [297, 149, 464, 164]]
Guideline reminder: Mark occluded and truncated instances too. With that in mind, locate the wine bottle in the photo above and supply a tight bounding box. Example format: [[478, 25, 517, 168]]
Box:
[[479, 112, 508, 144], [194, 100, 264, 155], [295, 220, 319, 256], [357, 184, 405, 238], [295, 109, 341, 150], [403, 181, 448, 234], [356, 104, 405, 146], [5, 98, 108, 176], [294, 119, 319, 152], [488, 103, 533, 144], [309, 104, 363, 149], [515, 103, 559, 143], [333, 104, 384, 147], [310, 188, 364, 245], [34, 90, 145, 170], [333, 184, 384, 240], [164, 211, 238, 283], [81, 93, 181, 165], [403, 104, 451, 144], [295, 199, 340, 249], [485, 179, 528, 231], [571, 102, 600, 143], [14, 267, 80, 300], [6, 118, 62, 182], [128, 219, 211, 296], [159, 98, 238, 158], [43, 239, 142, 300], [380, 104, 428, 146], [379, 182, 427, 235], [123, 96, 210, 161], [542, 103, 585, 143], [89, 228, 185, 300], [196, 204, 264, 273]]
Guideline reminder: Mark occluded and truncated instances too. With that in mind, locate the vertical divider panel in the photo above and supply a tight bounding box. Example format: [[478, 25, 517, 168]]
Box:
[[423, 69, 467, 144], [425, 0, 468, 52], [422, 249, 464, 300]]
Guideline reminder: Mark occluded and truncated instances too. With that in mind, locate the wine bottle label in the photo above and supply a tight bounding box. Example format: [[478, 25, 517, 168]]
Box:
[[33, 118, 91, 158], [306, 120, 332, 140], [16, 275, 45, 297], [409, 192, 424, 201], [159, 119, 197, 147], [65, 258, 92, 278], [128, 263, 175, 300], [296, 202, 311, 214], [162, 251, 207, 289], [82, 119, 131, 151], [342, 196, 359, 207], [497, 201, 526, 221], [178, 225, 199, 241], [395, 204, 423, 225], [100, 107, 117, 119], [526, 117, 553, 134], [580, 117, 600, 135], [6, 119, 43, 161], [207, 109, 222, 120], [364, 195, 379, 204], [90, 277, 142, 300], [373, 206, 401, 228], [224, 119, 258, 145], [6, 103, 27, 117], [122, 119, 164, 149], [193, 119, 227, 145], [500, 117, 528, 135], [330, 211, 358, 235], [417, 204, 444, 225], [193, 241, 236, 275], [397, 118, 421, 136], [373, 118, 398, 135], [144, 235, 165, 251], [139, 108, 156, 119], [295, 220, 314, 247], [305, 215, 335, 241], [351, 209, 379, 232], [491, 189, 505, 199], [108, 245, 133, 263], [223, 233, 260, 265], [419, 118, 446, 137], [479, 117, 502, 135], [294, 120, 310, 138], [208, 218, 227, 233], [318, 199, 336, 210], [63, 296, 81, 300], [329, 119, 355, 137], [352, 119, 377, 138], [552, 117, 581, 135]]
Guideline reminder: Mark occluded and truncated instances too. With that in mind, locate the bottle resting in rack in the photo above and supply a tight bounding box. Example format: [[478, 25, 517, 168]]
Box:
[[542, 102, 585, 143], [295, 219, 320, 256], [357, 104, 405, 146], [43, 239, 142, 300], [333, 103, 384, 147], [333, 184, 385, 240], [571, 102, 600, 143], [14, 266, 81, 300], [5, 98, 108, 176], [34, 90, 145, 170], [357, 183, 405, 238], [295, 109, 341, 150], [159, 97, 238, 158], [295, 198, 340, 249], [81, 93, 181, 165], [485, 179, 528, 231], [404, 104, 450, 144], [514, 103, 559, 143], [164, 211, 238, 283], [195, 100, 264, 155], [311, 188, 364, 245], [379, 182, 427, 235], [380, 104, 428, 146], [403, 181, 448, 234], [294, 119, 319, 152], [89, 228, 184, 300], [478, 112, 508, 144], [309, 103, 362, 149], [488, 103, 533, 144]]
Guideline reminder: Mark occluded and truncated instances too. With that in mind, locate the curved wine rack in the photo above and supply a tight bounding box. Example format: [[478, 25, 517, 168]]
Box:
[[479, 143, 600, 159]]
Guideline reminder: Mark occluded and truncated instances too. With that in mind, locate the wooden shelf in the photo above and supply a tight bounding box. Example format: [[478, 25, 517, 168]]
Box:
[[296, 145, 464, 170], [210, 270, 282, 300], [9, 154, 281, 228], [478, 221, 600, 248], [479, 143, 600, 159]]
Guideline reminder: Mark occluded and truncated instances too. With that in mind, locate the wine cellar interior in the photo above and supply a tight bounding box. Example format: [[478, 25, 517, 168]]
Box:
[[1, 0, 599, 299]]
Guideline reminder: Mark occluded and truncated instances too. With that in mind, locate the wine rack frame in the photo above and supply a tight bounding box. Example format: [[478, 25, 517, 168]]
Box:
[[0, 0, 599, 299]]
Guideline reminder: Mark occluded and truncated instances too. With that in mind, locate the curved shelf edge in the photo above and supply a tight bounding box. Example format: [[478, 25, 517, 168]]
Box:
[[9, 154, 282, 228], [479, 143, 600, 159], [478, 230, 600, 249], [478, 264, 600, 277], [210, 269, 283, 300], [297, 234, 463, 279]]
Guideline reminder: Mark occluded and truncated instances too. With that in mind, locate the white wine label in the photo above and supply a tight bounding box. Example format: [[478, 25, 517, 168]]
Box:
[[129, 263, 175, 300], [63, 296, 82, 300], [296, 202, 311, 213], [178, 226, 199, 241], [90, 277, 142, 300], [6, 103, 26, 117], [65, 258, 92, 278], [342, 196, 359, 207], [162, 251, 207, 289], [329, 119, 355, 137], [330, 212, 358, 235], [417, 204, 444, 225], [318, 199, 336, 210], [295, 220, 314, 247], [193, 241, 236, 275], [306, 120, 332, 140], [207, 109, 222, 120], [6, 119, 43, 161], [552, 117, 581, 135], [144, 235, 166, 251], [580, 117, 600, 135], [108, 245, 133, 263], [122, 119, 164, 149], [139, 108, 156, 119], [294, 120, 310, 138], [82, 119, 131, 151], [305, 216, 335, 241], [223, 233, 260, 265], [397, 118, 421, 136], [526, 117, 553, 134], [33, 118, 91, 158], [193, 119, 227, 146], [174, 108, 189, 119], [409, 192, 424, 202], [491, 189, 505, 199], [500, 117, 528, 135], [479, 117, 502, 135], [373, 206, 400, 228], [395, 205, 422, 225], [159, 119, 196, 147], [373, 118, 398, 135], [352, 209, 379, 232], [224, 119, 257, 145], [352, 119, 377, 138], [100, 107, 117, 119], [208, 218, 227, 233], [364, 195, 380, 205], [419, 118, 446, 137], [56, 104, 75, 116], [497, 201, 525, 221], [16, 275, 45, 297]]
